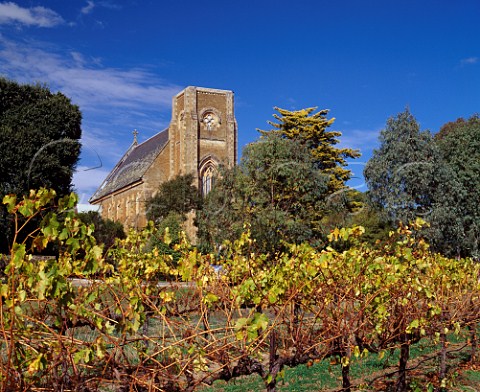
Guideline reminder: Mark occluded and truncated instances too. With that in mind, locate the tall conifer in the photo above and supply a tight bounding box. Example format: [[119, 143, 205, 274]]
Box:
[[261, 107, 360, 193]]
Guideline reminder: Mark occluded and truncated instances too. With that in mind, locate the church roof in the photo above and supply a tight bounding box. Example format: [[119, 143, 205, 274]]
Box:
[[89, 129, 169, 202]]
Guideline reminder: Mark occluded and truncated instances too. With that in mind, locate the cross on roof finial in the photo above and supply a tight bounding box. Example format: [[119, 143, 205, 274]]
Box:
[[133, 129, 139, 145]]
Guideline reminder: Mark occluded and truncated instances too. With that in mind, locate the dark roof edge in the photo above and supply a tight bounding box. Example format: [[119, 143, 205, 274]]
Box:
[[89, 179, 143, 205], [89, 128, 169, 203], [89, 141, 137, 203]]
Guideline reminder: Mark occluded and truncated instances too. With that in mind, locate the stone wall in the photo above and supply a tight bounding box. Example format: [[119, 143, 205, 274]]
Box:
[[92, 86, 237, 240]]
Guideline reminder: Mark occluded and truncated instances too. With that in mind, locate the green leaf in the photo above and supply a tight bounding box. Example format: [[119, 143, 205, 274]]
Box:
[[12, 243, 26, 268], [3, 194, 17, 212], [203, 292, 219, 304], [252, 312, 269, 331], [28, 353, 46, 374], [406, 319, 420, 333], [353, 345, 360, 358], [18, 290, 26, 302], [73, 348, 93, 364]]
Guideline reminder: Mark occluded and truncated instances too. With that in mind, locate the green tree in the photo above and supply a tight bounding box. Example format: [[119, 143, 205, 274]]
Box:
[[261, 107, 360, 193], [145, 173, 201, 224], [364, 109, 464, 256], [77, 211, 125, 252], [196, 165, 242, 252], [0, 78, 82, 253], [144, 212, 184, 270], [327, 190, 394, 247], [435, 115, 480, 258], [145, 173, 202, 246], [198, 133, 328, 253]]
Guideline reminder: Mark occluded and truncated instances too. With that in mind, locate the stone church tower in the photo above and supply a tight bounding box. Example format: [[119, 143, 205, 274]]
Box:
[[89, 86, 237, 236]]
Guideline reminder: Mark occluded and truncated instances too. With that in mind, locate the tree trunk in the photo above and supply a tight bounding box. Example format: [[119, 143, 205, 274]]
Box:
[[396, 333, 410, 392], [266, 330, 278, 392], [439, 326, 447, 390], [202, 307, 210, 337], [142, 315, 150, 349], [292, 300, 301, 345], [342, 363, 351, 392], [469, 322, 477, 363]]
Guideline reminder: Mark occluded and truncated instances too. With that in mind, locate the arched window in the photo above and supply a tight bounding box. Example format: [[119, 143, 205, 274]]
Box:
[[201, 165, 215, 196]]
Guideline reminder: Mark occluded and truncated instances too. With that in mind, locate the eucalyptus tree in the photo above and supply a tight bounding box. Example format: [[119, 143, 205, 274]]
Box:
[[364, 109, 463, 256], [435, 115, 480, 258]]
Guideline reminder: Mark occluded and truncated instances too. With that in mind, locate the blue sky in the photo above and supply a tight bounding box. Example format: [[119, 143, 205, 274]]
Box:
[[0, 1, 479, 208]]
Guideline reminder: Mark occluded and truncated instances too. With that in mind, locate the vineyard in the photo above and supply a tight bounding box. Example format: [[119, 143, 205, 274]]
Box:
[[1, 189, 479, 391]]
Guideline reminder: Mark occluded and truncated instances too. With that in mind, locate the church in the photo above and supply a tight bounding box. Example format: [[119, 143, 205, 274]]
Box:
[[89, 86, 238, 234]]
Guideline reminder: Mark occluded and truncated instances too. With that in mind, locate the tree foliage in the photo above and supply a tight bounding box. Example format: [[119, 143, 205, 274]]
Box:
[[145, 173, 202, 252], [365, 109, 437, 222], [364, 109, 464, 256], [0, 78, 82, 196], [0, 78, 82, 253], [145, 173, 201, 224], [261, 107, 360, 193], [198, 106, 362, 253], [435, 115, 480, 258], [77, 210, 125, 252], [329, 191, 394, 247], [198, 133, 328, 253]]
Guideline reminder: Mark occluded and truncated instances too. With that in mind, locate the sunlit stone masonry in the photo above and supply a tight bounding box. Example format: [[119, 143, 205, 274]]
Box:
[[89, 86, 238, 239]]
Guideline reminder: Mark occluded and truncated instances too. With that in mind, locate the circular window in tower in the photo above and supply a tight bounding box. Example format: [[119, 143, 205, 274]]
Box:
[[202, 112, 215, 131]]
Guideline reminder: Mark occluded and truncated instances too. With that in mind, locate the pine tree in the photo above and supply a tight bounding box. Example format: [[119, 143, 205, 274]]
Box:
[[261, 107, 360, 193]]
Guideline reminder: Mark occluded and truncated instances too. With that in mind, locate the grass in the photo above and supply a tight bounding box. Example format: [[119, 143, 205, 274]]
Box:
[[201, 334, 480, 391], [458, 369, 480, 391]]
